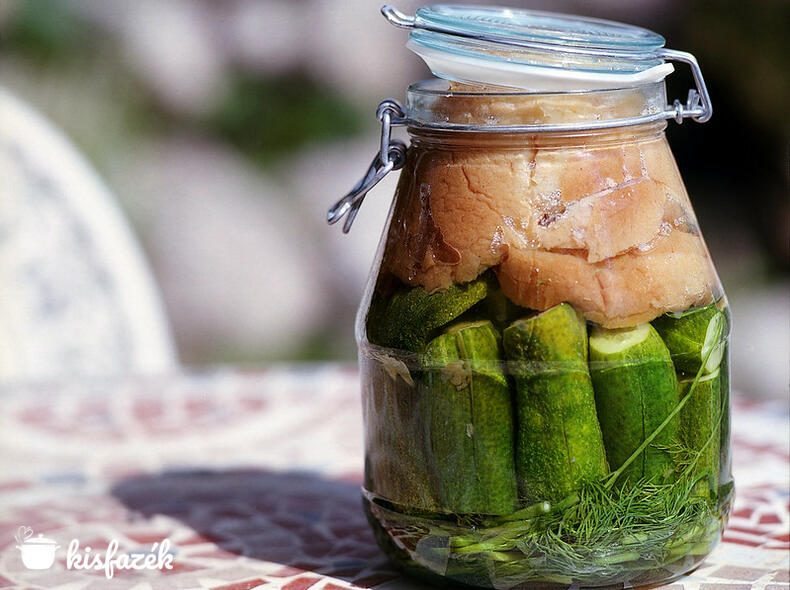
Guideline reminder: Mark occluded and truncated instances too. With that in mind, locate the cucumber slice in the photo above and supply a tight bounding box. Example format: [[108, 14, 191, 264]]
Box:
[[367, 279, 488, 351], [652, 303, 726, 375], [503, 303, 609, 504], [678, 368, 721, 497], [590, 323, 678, 485], [422, 320, 518, 515], [589, 323, 651, 355]]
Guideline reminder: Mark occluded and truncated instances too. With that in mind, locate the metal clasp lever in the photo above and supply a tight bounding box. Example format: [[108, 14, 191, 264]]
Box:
[[327, 100, 407, 233], [658, 49, 712, 123]]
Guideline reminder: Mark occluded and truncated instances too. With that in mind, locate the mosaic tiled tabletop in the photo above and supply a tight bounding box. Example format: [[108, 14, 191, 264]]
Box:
[[0, 366, 787, 590]]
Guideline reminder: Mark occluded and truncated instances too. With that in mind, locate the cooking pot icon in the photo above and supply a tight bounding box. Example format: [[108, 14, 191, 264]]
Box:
[[15, 527, 60, 570]]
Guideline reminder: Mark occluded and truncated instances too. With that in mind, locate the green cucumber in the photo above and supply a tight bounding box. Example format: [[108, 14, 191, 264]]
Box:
[[590, 323, 679, 484], [503, 303, 609, 504], [678, 368, 721, 496], [481, 285, 530, 331], [652, 303, 726, 375], [367, 279, 488, 351], [422, 320, 518, 515]]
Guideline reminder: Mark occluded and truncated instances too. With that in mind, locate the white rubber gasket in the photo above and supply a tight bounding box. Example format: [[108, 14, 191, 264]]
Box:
[[408, 40, 674, 91]]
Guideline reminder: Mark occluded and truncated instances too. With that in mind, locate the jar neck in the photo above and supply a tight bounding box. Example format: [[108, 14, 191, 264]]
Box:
[[407, 122, 666, 150], [405, 79, 668, 132]]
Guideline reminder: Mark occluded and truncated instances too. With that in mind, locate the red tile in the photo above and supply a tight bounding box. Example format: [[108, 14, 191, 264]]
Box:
[[133, 399, 164, 421], [239, 398, 267, 412], [335, 472, 364, 485], [16, 519, 63, 533], [0, 480, 32, 491], [71, 536, 114, 551], [19, 405, 54, 424], [725, 525, 768, 535], [212, 580, 267, 590], [282, 577, 320, 590], [758, 513, 783, 525], [722, 536, 763, 547], [125, 532, 170, 544], [185, 397, 214, 418], [270, 566, 308, 578], [731, 508, 754, 519]]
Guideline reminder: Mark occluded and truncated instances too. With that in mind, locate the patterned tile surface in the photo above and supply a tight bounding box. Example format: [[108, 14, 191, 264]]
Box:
[[0, 366, 786, 590]]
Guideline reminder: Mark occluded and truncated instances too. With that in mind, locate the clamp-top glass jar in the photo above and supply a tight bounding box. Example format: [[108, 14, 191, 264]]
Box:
[[328, 6, 732, 588]]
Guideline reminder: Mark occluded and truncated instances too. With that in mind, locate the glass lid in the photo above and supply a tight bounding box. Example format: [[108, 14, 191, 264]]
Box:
[[385, 4, 674, 90], [413, 5, 665, 51]]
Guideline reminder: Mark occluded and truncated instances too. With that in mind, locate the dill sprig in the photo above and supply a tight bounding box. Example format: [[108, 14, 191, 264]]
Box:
[[370, 473, 727, 586]]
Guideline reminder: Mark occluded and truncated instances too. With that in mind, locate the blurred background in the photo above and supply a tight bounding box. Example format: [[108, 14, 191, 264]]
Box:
[[0, 0, 787, 397]]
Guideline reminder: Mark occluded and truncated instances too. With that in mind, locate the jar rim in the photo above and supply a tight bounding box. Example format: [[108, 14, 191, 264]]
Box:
[[406, 77, 664, 97]]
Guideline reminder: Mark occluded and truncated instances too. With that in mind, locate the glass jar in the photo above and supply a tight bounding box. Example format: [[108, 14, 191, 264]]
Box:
[[329, 6, 731, 589]]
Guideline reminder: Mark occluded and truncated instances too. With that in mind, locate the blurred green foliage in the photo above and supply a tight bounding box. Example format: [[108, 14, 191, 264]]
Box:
[[1, 0, 88, 60], [1, 1, 366, 167], [209, 73, 365, 165]]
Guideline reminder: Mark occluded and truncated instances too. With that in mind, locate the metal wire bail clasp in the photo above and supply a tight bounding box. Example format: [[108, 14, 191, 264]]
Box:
[[327, 100, 407, 233], [657, 49, 712, 124]]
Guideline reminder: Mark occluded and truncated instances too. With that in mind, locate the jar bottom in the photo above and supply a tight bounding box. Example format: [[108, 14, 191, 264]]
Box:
[[363, 489, 727, 590]]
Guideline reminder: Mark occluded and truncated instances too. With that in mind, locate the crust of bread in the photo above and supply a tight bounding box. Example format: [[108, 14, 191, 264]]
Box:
[[380, 130, 713, 325]]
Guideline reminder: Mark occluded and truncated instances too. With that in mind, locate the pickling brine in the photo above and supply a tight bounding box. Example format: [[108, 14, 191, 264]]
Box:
[[329, 5, 731, 588]]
